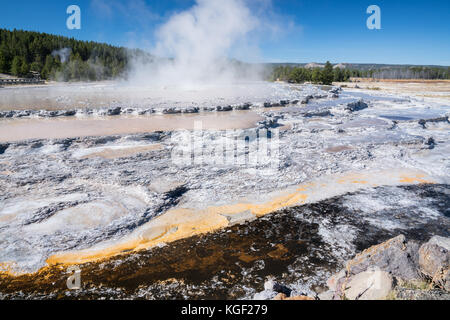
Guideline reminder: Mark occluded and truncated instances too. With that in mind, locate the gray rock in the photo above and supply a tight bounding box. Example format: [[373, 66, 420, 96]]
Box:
[[0, 143, 9, 154], [395, 288, 450, 300], [324, 236, 427, 299], [107, 107, 122, 116], [258, 115, 283, 129], [344, 235, 421, 281], [346, 100, 369, 112], [42, 110, 59, 117], [423, 137, 436, 149], [329, 87, 342, 94], [327, 235, 421, 298], [138, 108, 154, 115], [301, 95, 313, 104], [234, 103, 252, 110], [5, 111, 15, 118], [182, 107, 199, 114], [343, 267, 393, 300], [428, 236, 450, 251], [122, 108, 135, 114], [216, 106, 233, 112], [163, 108, 182, 114], [318, 290, 335, 300], [327, 269, 346, 292], [418, 116, 449, 129], [16, 110, 31, 117], [419, 236, 450, 291], [304, 110, 332, 118], [264, 280, 292, 296], [63, 110, 77, 117]]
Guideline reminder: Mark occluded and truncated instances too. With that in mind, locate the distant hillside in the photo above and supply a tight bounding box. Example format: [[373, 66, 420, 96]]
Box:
[[267, 62, 450, 81], [267, 62, 449, 70], [0, 29, 151, 81]]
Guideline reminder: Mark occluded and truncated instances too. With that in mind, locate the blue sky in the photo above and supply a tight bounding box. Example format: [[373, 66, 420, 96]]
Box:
[[0, 0, 449, 65]]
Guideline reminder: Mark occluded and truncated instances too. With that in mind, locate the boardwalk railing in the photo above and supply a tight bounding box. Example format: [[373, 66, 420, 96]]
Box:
[[0, 78, 45, 85]]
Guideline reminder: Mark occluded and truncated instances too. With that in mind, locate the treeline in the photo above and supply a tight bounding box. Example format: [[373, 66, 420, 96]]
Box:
[[271, 62, 350, 85], [0, 29, 138, 81], [271, 63, 450, 84], [365, 67, 450, 80]]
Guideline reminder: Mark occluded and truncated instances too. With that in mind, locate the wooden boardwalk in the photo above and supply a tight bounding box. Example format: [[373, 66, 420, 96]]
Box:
[[0, 78, 45, 85]]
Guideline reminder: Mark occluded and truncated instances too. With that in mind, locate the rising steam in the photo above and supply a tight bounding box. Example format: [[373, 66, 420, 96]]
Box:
[[127, 0, 264, 86]]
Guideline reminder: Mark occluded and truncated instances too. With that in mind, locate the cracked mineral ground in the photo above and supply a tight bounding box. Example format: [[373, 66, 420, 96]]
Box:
[[0, 81, 449, 299]]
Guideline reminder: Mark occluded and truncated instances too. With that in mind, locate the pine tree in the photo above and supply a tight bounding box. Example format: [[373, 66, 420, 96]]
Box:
[[20, 60, 30, 77], [10, 56, 22, 76], [321, 61, 334, 85], [311, 68, 322, 84], [0, 53, 7, 73]]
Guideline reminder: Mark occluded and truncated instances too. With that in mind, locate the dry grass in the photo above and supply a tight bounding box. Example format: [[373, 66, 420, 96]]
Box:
[[349, 78, 450, 84], [335, 79, 450, 101]]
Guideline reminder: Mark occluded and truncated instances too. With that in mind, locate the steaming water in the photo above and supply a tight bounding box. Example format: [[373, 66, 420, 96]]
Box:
[[0, 81, 307, 110], [0, 111, 263, 142]]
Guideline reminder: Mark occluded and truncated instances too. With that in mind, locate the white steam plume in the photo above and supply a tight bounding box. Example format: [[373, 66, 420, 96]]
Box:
[[127, 0, 263, 86], [52, 48, 72, 63]]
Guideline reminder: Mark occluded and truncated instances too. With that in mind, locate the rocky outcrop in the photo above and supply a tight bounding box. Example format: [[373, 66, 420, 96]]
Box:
[[329, 87, 341, 98], [418, 116, 449, 129], [234, 103, 252, 110], [304, 110, 332, 118], [137, 109, 155, 115], [394, 288, 450, 300], [162, 108, 182, 114], [423, 137, 436, 149], [0, 95, 315, 120], [339, 267, 393, 300], [261, 279, 316, 300], [344, 235, 421, 280], [301, 95, 313, 104], [107, 107, 122, 116], [419, 236, 450, 291], [258, 115, 283, 129], [346, 100, 369, 112], [182, 107, 199, 114], [0, 143, 9, 154], [329, 87, 342, 94], [264, 279, 292, 296], [319, 235, 450, 300], [263, 100, 294, 108], [216, 105, 233, 112]]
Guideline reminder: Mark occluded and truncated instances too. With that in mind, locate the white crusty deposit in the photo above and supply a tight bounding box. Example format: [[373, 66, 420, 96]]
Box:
[[0, 81, 449, 274]]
